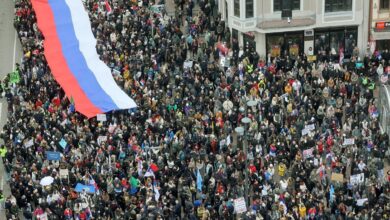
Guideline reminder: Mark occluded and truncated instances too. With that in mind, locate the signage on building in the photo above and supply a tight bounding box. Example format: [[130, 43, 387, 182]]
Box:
[[375, 21, 390, 31], [304, 29, 314, 37]]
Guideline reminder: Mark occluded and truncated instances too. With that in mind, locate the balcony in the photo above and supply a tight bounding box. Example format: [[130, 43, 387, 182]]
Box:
[[257, 13, 316, 30]]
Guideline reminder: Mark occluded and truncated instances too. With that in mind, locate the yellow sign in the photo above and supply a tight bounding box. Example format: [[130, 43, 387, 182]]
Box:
[[271, 45, 281, 57], [307, 55, 317, 62], [289, 44, 299, 56]]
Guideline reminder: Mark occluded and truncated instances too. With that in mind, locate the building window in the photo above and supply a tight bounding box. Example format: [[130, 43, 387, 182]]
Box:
[[234, 0, 240, 17], [380, 0, 390, 10], [246, 0, 254, 18], [274, 0, 300, 12], [314, 27, 357, 61], [325, 0, 352, 13]]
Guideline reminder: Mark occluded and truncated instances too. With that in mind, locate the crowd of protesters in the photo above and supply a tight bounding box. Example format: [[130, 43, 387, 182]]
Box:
[[2, 0, 390, 219]]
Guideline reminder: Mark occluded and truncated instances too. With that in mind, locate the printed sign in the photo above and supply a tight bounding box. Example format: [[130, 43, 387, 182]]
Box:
[[301, 128, 309, 136], [60, 169, 69, 178], [97, 136, 108, 145], [97, 114, 107, 122], [24, 139, 34, 148], [305, 124, 315, 131], [46, 151, 61, 161], [350, 173, 364, 185], [59, 138, 67, 149], [356, 198, 368, 206], [307, 55, 317, 62], [234, 197, 247, 214], [331, 173, 344, 182], [303, 148, 314, 159], [343, 138, 355, 146], [183, 60, 193, 69]]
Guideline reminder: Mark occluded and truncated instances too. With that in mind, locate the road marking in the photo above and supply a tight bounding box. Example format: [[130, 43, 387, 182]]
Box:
[[12, 30, 17, 71]]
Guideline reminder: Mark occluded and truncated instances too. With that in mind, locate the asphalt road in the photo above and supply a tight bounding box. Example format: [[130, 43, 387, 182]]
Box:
[[0, 0, 23, 218]]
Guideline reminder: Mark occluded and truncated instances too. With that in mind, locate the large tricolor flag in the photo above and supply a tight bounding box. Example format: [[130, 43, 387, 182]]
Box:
[[31, 0, 137, 118]]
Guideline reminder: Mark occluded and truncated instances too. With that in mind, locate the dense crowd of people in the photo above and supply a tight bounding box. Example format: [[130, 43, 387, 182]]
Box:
[[1, 0, 390, 219]]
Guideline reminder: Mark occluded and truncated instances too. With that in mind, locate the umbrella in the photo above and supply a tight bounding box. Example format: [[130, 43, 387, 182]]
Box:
[[223, 100, 233, 111], [40, 176, 54, 186]]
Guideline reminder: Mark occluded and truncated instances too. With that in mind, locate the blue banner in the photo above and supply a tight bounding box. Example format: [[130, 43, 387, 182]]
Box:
[[46, 151, 61, 161]]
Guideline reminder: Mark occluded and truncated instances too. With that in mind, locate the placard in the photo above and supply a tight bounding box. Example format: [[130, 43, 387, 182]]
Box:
[[301, 128, 309, 136], [97, 114, 107, 122], [59, 138, 67, 149], [60, 169, 69, 178], [350, 173, 364, 185], [234, 197, 247, 214], [46, 151, 61, 161], [24, 139, 34, 148], [331, 173, 344, 182], [303, 148, 314, 159], [343, 138, 355, 146], [97, 136, 108, 145], [356, 198, 368, 206], [307, 55, 317, 62], [183, 60, 193, 69], [305, 124, 315, 131]]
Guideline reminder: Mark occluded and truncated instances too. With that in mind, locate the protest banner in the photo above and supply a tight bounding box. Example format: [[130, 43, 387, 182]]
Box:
[[305, 124, 315, 131], [183, 60, 193, 69], [97, 136, 108, 145], [343, 138, 355, 146], [59, 138, 67, 149], [97, 114, 107, 122], [234, 197, 247, 214], [46, 151, 61, 161], [331, 173, 344, 182], [60, 169, 69, 178], [350, 173, 364, 185], [24, 139, 34, 148], [303, 148, 314, 159]]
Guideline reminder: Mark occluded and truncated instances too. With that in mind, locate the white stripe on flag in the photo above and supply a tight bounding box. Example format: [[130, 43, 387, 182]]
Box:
[[64, 0, 137, 109]]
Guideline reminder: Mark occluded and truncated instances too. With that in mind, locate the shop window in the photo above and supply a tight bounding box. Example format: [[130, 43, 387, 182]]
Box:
[[234, 0, 240, 17], [246, 0, 254, 18], [325, 0, 352, 13], [314, 27, 357, 60], [380, 0, 390, 10], [266, 32, 304, 58], [376, 40, 390, 52], [274, 0, 300, 12]]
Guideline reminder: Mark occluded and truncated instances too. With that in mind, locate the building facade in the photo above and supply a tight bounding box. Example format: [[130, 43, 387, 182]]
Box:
[[219, 0, 369, 60], [369, 0, 390, 52]]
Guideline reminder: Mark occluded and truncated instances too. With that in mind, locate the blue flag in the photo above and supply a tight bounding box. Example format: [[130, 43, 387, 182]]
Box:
[[196, 169, 202, 191]]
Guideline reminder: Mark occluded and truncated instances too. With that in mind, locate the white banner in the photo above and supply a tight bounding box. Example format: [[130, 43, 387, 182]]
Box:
[[234, 197, 247, 214], [343, 138, 355, 146], [97, 114, 107, 122], [350, 173, 364, 185]]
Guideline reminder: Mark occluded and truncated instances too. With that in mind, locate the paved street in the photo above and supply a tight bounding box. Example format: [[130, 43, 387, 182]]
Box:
[[0, 0, 23, 218]]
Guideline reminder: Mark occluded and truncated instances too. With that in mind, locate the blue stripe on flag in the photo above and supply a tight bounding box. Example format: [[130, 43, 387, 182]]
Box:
[[47, 0, 118, 112]]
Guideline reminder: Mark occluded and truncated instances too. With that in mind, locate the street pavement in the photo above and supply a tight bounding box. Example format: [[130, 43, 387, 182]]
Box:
[[0, 0, 23, 218]]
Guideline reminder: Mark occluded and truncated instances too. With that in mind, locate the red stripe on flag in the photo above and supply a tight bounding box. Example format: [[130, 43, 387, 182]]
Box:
[[31, 0, 103, 118]]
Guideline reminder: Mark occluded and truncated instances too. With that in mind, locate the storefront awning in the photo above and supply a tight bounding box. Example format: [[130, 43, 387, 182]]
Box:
[[371, 31, 390, 41]]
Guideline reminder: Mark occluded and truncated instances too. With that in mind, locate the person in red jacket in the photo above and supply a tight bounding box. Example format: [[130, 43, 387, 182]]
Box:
[[64, 207, 73, 220]]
